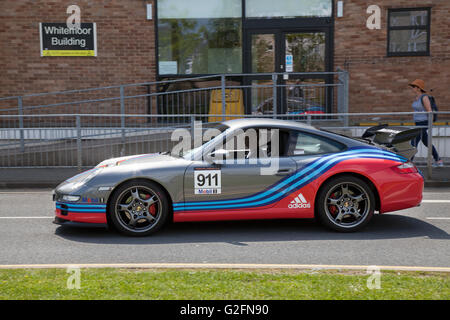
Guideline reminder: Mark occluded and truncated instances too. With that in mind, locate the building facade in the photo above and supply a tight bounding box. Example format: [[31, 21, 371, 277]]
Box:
[[0, 0, 448, 114]]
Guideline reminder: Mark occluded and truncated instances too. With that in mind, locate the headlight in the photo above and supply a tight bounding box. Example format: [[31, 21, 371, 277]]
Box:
[[62, 195, 81, 202]]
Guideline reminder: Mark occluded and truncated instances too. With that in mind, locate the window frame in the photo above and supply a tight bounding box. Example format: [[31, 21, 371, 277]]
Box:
[[156, 0, 244, 77], [155, 0, 334, 78], [387, 7, 431, 57]]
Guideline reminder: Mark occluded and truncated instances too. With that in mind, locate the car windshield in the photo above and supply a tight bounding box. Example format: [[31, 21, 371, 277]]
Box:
[[181, 123, 230, 160]]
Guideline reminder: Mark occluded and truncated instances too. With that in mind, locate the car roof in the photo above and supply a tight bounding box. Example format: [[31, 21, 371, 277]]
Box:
[[222, 118, 317, 131], [222, 118, 367, 148]]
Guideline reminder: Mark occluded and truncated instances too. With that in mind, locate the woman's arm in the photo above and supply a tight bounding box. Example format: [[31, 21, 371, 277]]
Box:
[[422, 95, 432, 112]]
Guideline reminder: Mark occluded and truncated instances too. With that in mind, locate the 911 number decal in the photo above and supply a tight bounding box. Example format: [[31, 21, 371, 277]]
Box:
[[194, 169, 221, 194]]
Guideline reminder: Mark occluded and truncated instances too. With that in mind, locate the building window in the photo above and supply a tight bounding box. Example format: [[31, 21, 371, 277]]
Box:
[[387, 8, 431, 56], [245, 0, 332, 19], [157, 0, 242, 75]]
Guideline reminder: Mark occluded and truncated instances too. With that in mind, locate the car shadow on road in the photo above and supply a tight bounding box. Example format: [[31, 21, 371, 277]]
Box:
[[54, 214, 450, 245]]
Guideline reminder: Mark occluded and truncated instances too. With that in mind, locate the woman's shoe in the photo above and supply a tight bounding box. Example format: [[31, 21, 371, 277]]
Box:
[[433, 160, 444, 167]]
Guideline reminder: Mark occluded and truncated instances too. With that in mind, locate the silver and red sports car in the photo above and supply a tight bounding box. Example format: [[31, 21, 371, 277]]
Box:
[[53, 119, 423, 236]]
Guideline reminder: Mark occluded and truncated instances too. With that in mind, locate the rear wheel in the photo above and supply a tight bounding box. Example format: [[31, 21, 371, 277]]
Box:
[[316, 176, 375, 232], [109, 180, 169, 236]]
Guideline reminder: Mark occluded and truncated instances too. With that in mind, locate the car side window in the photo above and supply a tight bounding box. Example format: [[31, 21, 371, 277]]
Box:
[[222, 127, 290, 159], [253, 128, 290, 158], [288, 131, 345, 156]]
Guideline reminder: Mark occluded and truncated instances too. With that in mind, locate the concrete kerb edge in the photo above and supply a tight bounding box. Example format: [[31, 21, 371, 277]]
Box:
[[0, 263, 449, 273]]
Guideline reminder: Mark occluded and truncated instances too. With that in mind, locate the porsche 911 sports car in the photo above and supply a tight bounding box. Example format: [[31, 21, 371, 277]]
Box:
[[53, 119, 424, 236]]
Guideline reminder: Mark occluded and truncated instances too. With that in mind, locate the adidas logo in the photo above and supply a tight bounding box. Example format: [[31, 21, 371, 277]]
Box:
[[288, 193, 311, 209]]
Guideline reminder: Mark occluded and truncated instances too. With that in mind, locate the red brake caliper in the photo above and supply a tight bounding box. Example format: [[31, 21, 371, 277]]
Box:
[[144, 194, 156, 216], [329, 193, 337, 216]]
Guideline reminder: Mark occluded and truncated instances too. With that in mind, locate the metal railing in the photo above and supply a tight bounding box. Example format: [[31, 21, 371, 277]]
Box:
[[0, 112, 449, 179], [0, 71, 347, 156], [0, 72, 348, 116], [0, 71, 448, 178]]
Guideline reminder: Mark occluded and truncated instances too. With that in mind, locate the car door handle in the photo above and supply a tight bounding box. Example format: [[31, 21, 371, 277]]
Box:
[[276, 169, 294, 176]]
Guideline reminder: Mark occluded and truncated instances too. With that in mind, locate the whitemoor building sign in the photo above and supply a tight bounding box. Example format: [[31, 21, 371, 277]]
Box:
[[39, 23, 97, 56]]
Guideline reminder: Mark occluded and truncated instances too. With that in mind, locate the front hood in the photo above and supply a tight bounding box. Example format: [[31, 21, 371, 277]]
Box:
[[95, 153, 175, 168], [57, 152, 181, 191]]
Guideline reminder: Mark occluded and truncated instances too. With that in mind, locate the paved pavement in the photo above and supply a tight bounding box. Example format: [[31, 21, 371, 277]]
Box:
[[0, 188, 448, 268]]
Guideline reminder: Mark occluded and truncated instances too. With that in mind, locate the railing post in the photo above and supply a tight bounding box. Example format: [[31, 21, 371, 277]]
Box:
[[337, 68, 349, 127], [147, 84, 152, 115], [221, 75, 226, 121], [190, 115, 195, 139], [120, 85, 126, 156], [272, 73, 278, 119], [337, 70, 343, 116], [76, 115, 82, 172], [427, 112, 433, 179], [18, 96, 25, 153]]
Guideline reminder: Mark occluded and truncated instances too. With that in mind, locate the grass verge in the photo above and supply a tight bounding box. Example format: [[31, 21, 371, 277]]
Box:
[[0, 268, 448, 300]]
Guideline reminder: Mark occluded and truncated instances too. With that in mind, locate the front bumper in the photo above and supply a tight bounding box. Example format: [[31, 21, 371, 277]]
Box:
[[54, 201, 108, 224], [53, 216, 107, 228], [53, 182, 111, 225]]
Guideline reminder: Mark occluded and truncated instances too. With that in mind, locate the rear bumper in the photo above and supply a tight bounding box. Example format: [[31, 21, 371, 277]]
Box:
[[378, 172, 424, 213]]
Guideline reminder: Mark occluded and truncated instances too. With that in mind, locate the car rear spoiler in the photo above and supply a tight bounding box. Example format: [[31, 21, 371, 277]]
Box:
[[362, 124, 422, 160]]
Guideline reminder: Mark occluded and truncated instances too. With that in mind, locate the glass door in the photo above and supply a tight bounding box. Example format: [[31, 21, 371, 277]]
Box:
[[245, 31, 282, 115], [251, 33, 277, 73], [281, 31, 328, 115], [244, 28, 331, 115]]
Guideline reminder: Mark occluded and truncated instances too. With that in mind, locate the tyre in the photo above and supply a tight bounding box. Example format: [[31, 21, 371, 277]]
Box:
[[108, 180, 169, 236], [316, 175, 375, 232]]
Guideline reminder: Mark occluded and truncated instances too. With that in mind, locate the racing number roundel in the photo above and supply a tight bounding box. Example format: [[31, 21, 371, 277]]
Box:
[[194, 168, 221, 195]]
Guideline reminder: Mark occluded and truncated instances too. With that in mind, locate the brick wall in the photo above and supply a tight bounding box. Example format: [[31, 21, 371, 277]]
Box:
[[334, 0, 450, 113], [1, 0, 449, 116], [0, 0, 156, 101]]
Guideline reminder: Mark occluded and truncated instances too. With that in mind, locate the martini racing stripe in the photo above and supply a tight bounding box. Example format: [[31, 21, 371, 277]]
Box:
[[177, 155, 399, 211], [56, 202, 106, 213], [174, 147, 405, 208], [174, 148, 405, 211]]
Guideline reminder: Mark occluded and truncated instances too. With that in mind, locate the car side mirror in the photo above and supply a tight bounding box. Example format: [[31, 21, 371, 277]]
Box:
[[204, 149, 229, 165]]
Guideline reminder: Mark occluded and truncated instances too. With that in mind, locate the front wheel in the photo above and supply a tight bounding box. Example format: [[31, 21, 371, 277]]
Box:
[[316, 176, 375, 232], [108, 180, 169, 236]]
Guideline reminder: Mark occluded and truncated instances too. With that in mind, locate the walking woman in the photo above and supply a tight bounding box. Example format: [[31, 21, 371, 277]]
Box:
[[409, 79, 443, 167]]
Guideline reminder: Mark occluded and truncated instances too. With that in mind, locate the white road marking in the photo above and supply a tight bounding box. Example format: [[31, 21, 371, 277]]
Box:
[[422, 200, 450, 203], [0, 263, 448, 273], [0, 217, 53, 219], [0, 192, 52, 194], [426, 217, 450, 220]]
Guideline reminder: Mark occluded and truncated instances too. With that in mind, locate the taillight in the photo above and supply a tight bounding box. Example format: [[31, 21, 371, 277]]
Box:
[[393, 161, 418, 174]]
